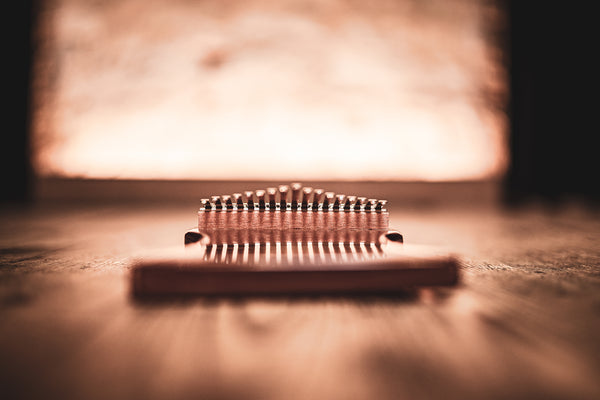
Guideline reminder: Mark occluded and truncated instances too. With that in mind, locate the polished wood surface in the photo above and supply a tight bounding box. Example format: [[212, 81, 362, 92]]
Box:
[[1, 200, 599, 399], [132, 240, 458, 296]]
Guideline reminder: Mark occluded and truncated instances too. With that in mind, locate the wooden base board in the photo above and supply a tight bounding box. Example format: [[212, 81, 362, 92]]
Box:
[[131, 240, 459, 297]]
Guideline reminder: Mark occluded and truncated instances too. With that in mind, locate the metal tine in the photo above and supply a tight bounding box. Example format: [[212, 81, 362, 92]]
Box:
[[266, 187, 277, 210], [312, 189, 325, 210], [323, 192, 335, 211], [255, 190, 266, 210], [244, 191, 255, 210], [344, 196, 356, 211], [222, 195, 233, 210], [290, 183, 302, 209], [200, 198, 211, 211], [301, 187, 313, 210], [355, 197, 367, 211], [353, 197, 362, 211], [365, 198, 377, 211], [208, 244, 217, 263], [211, 195, 223, 210], [376, 199, 387, 211], [334, 194, 345, 211], [232, 193, 244, 209], [278, 185, 289, 210]]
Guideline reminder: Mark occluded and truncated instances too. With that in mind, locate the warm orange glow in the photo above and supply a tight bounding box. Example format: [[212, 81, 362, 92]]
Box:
[[33, 0, 507, 181]]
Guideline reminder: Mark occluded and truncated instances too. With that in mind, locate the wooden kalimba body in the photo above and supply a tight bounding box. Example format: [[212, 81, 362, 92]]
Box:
[[132, 183, 459, 296]]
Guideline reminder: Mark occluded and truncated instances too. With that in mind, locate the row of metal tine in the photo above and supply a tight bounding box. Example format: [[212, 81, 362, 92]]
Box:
[[202, 241, 385, 266], [200, 183, 387, 212]]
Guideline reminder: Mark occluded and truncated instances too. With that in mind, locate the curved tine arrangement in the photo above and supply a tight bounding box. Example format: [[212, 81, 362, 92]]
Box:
[[199, 183, 387, 212]]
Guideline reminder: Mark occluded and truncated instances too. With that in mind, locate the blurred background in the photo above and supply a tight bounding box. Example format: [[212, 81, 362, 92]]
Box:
[[2, 0, 597, 204], [30, 0, 507, 182], [1, 4, 599, 400]]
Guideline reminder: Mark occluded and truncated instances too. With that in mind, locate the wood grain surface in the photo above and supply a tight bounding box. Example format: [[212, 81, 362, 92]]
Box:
[[1, 200, 599, 400]]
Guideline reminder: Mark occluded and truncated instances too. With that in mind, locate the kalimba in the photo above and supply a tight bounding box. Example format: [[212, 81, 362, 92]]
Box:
[[132, 183, 459, 296]]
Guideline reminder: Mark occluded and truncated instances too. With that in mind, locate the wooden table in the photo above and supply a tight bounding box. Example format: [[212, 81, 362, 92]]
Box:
[[1, 200, 599, 399]]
